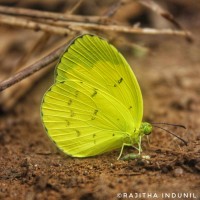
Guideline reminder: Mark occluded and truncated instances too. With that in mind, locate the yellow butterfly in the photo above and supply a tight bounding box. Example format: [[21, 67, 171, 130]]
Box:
[[41, 34, 152, 159]]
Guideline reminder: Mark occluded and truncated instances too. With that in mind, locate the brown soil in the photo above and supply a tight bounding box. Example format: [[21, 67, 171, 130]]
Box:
[[0, 3, 200, 200]]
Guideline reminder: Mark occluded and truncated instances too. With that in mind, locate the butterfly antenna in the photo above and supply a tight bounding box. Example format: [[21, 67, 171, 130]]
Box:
[[153, 125, 188, 146], [151, 122, 186, 129]]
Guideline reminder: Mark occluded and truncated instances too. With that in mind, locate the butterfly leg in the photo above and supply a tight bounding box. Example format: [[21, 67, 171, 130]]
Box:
[[117, 143, 132, 160], [145, 135, 151, 147], [121, 135, 143, 160], [138, 135, 142, 154]]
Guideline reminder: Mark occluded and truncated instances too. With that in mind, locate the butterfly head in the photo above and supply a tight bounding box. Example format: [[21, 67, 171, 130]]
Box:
[[139, 122, 153, 136]]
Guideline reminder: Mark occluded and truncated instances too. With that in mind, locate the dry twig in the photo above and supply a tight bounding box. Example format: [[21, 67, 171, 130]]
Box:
[[0, 5, 107, 24], [0, 14, 73, 36], [104, 0, 123, 17], [0, 14, 191, 38], [139, 0, 192, 41], [66, 22, 192, 37], [67, 0, 84, 15], [0, 35, 59, 111], [0, 44, 66, 92], [140, 0, 182, 29]]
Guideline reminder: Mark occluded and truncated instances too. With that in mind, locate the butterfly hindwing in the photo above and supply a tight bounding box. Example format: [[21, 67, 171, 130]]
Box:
[[41, 80, 135, 157]]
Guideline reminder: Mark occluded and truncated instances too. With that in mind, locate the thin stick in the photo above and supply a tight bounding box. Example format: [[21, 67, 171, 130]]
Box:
[[140, 0, 192, 42], [70, 23, 192, 37], [0, 44, 66, 92], [0, 5, 107, 23], [0, 14, 72, 36], [16, 34, 52, 69], [140, 0, 182, 29], [0, 13, 192, 39], [104, 0, 123, 17], [34, 18, 192, 38], [0, 64, 53, 111], [67, 0, 84, 15]]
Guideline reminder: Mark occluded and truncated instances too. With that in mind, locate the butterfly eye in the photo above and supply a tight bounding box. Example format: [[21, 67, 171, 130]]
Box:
[[144, 131, 151, 135]]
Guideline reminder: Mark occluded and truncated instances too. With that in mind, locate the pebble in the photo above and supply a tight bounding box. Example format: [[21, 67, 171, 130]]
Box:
[[173, 167, 184, 177]]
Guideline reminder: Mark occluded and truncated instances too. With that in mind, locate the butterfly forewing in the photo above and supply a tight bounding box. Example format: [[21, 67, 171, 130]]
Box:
[[56, 35, 143, 128]]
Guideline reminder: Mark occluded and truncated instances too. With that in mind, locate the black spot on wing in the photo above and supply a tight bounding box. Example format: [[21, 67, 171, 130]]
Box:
[[91, 88, 98, 97], [118, 77, 123, 84], [113, 77, 124, 87], [75, 90, 79, 97], [66, 120, 70, 126], [70, 110, 75, 117], [68, 99, 72, 105], [91, 109, 99, 120], [75, 130, 80, 137]]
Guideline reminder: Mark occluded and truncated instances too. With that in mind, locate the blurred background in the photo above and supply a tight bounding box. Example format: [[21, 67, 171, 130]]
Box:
[[0, 0, 199, 199]]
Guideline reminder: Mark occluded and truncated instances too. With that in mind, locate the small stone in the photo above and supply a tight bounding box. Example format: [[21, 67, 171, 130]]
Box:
[[173, 167, 184, 177], [83, 171, 88, 176], [162, 167, 169, 173], [110, 163, 115, 169]]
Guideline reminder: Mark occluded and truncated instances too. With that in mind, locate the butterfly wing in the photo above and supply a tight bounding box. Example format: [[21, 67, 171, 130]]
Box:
[[56, 35, 143, 129], [41, 80, 135, 157], [41, 34, 143, 157]]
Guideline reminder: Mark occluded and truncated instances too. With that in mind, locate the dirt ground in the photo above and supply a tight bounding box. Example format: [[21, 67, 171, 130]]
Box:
[[0, 1, 200, 200]]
